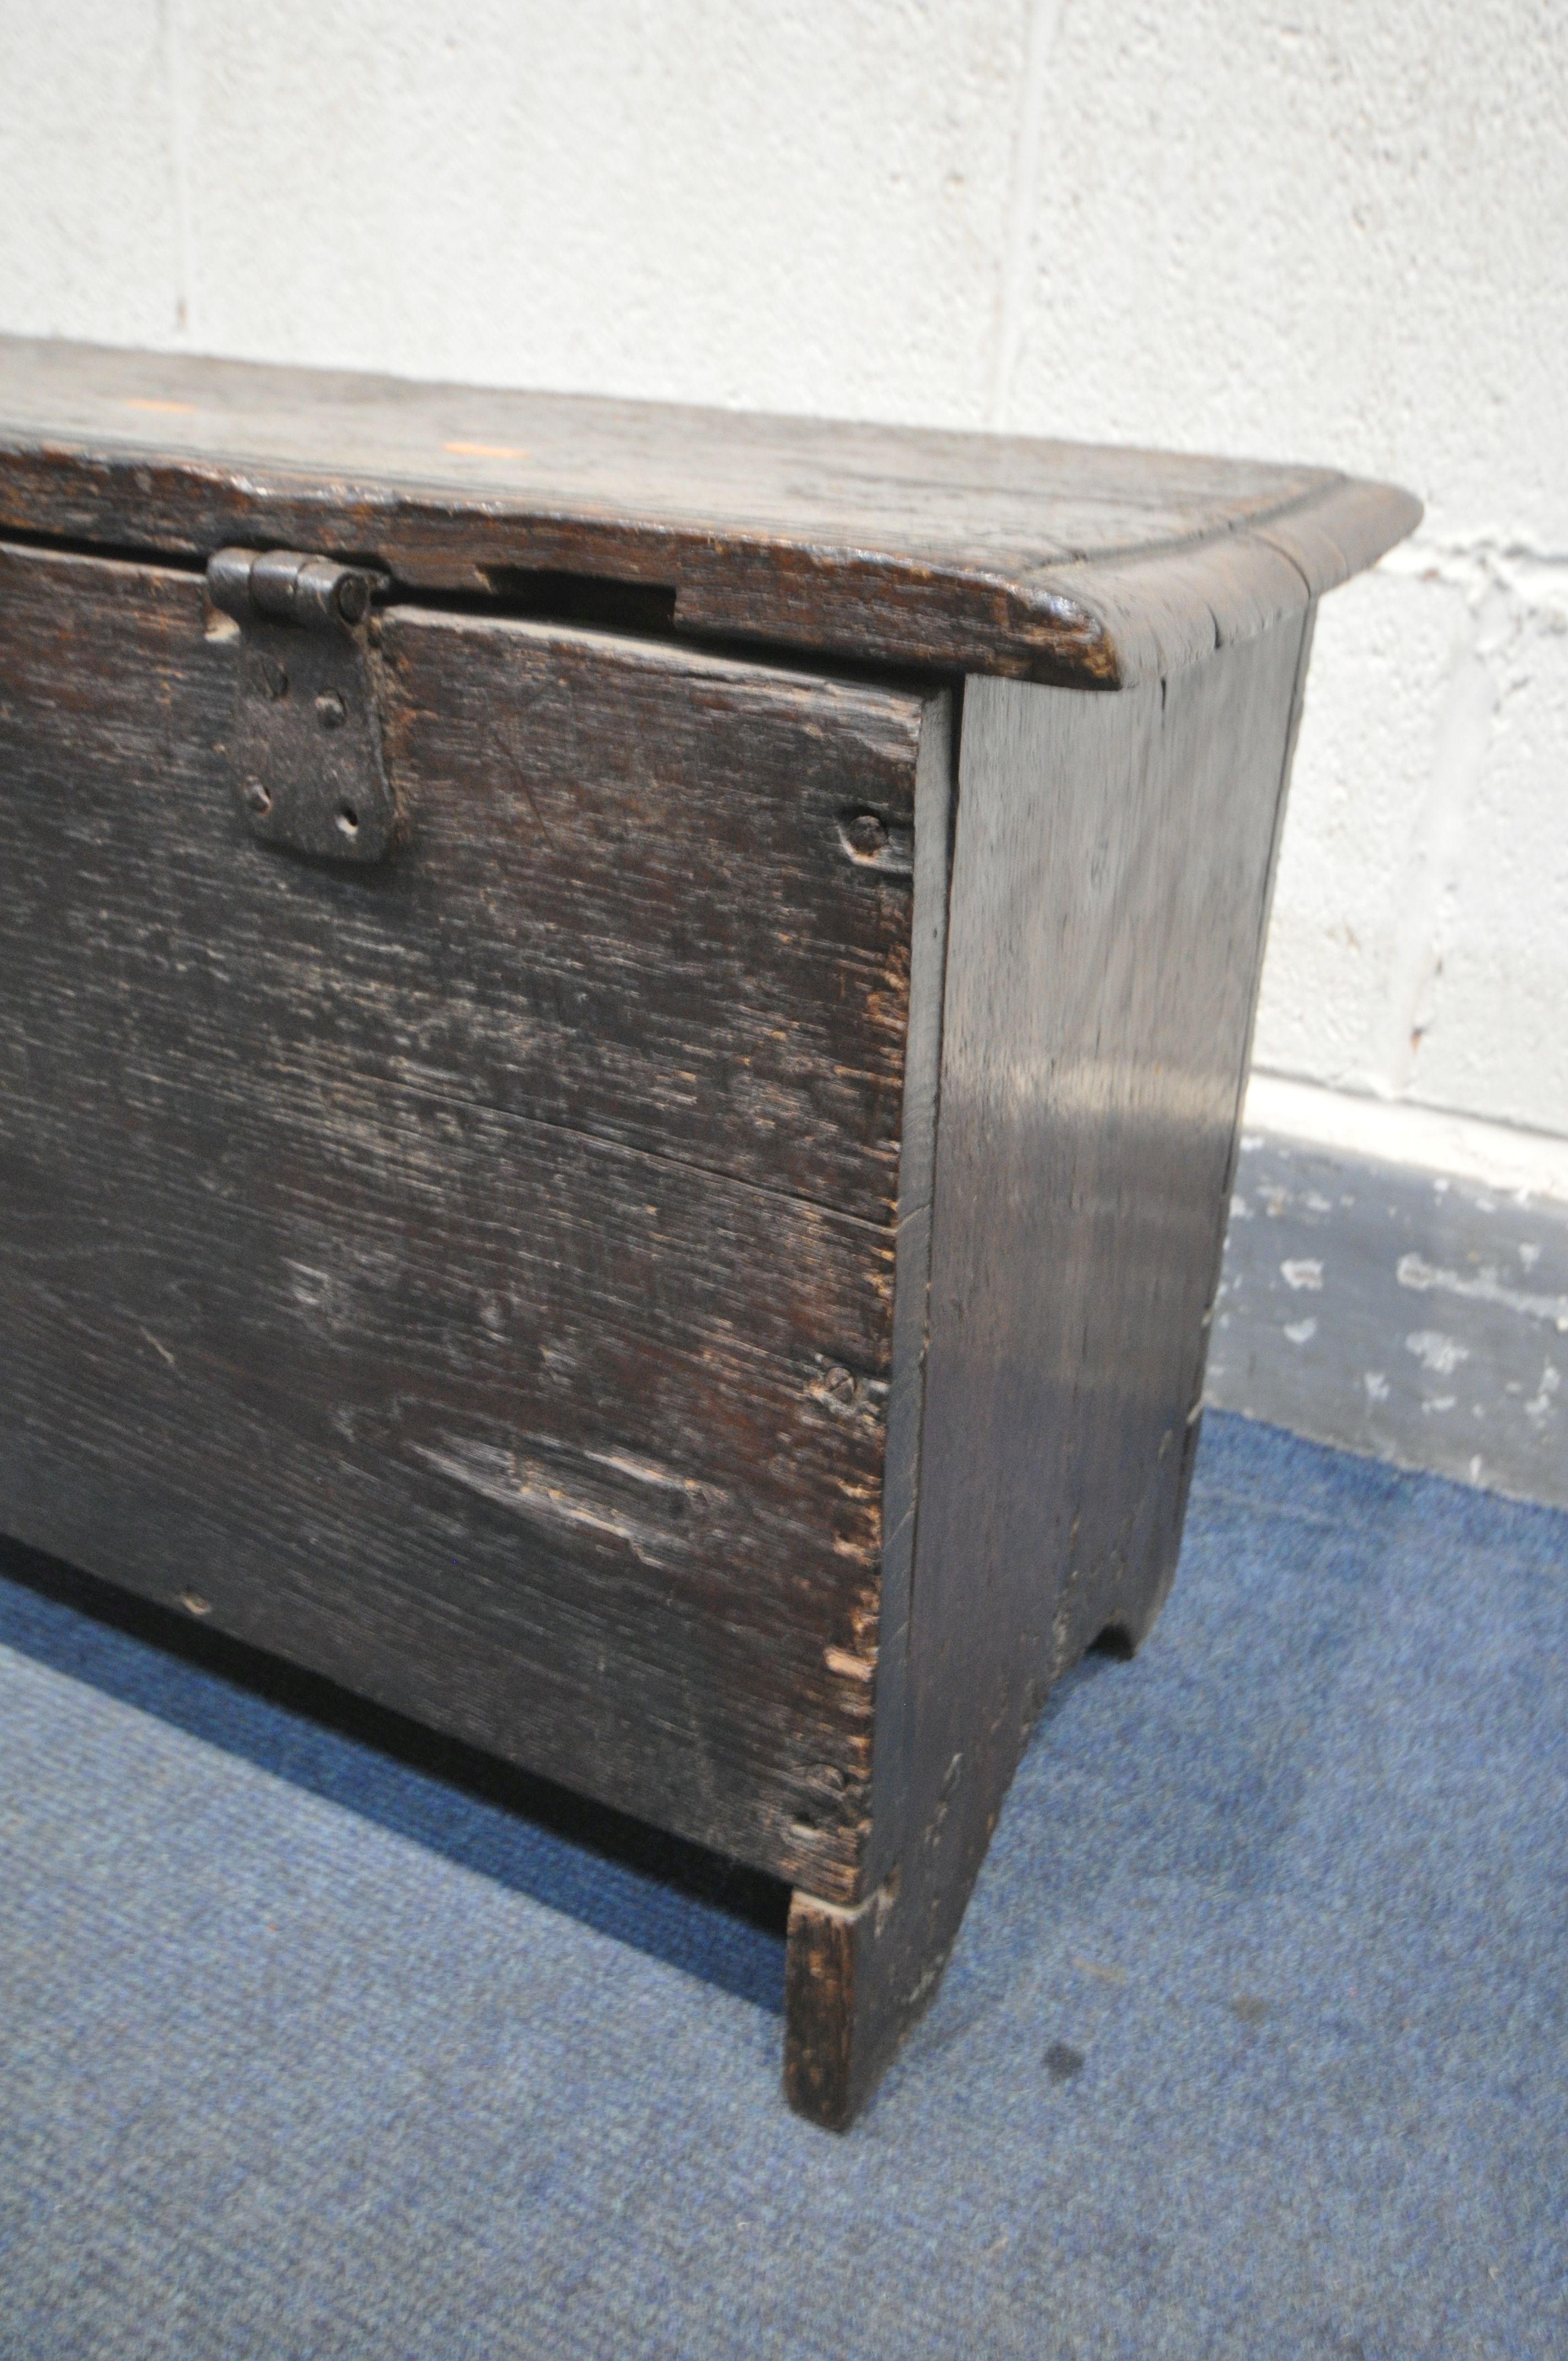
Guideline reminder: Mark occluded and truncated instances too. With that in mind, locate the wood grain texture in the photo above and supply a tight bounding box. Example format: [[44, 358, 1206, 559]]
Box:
[[0, 539, 929, 1217], [783, 613, 1316, 2122], [0, 336, 1420, 689], [0, 357, 1419, 2130], [0, 537, 950, 1898]]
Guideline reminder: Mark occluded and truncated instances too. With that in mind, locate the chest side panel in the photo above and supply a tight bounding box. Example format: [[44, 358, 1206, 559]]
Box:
[[0, 540, 933, 1897]]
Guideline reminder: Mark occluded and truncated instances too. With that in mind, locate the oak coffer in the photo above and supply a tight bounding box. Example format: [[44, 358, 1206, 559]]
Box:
[[0, 339, 1419, 2127]]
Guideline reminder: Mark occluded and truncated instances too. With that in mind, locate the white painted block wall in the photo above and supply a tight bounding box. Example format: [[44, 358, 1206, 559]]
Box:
[[2, 0, 1564, 1162]]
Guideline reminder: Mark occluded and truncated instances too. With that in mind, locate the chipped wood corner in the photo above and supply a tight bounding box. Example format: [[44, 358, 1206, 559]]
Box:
[[782, 1876, 908, 2133]]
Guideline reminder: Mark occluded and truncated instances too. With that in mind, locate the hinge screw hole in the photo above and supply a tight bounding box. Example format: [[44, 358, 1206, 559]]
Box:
[[336, 804, 361, 838], [844, 810, 889, 859], [244, 780, 272, 817], [315, 690, 347, 730]]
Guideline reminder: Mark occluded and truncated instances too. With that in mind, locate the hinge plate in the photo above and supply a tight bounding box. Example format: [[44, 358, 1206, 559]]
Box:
[[209, 547, 398, 863]]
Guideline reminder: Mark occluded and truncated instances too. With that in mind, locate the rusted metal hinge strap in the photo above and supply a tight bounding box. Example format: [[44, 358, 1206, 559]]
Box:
[[208, 546, 398, 864]]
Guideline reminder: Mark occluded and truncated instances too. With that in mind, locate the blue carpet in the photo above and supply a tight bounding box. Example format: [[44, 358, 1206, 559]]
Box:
[[0, 1413, 1564, 2359]]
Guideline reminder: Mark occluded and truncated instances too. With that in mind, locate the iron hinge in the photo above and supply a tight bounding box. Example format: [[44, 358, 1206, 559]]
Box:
[[208, 546, 398, 863]]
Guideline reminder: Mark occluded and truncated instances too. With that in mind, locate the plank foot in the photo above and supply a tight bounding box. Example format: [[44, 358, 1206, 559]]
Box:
[[782, 1545, 1177, 2131], [782, 1879, 940, 2131]]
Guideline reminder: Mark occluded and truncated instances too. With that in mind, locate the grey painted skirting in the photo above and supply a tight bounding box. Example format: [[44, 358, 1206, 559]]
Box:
[[1206, 1129, 1568, 1510]]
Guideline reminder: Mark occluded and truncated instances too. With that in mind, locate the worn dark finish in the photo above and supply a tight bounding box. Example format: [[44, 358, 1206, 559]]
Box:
[[0, 342, 1419, 2130], [781, 616, 1319, 2121], [0, 535, 949, 1899], [1, 540, 928, 1215], [0, 336, 1419, 688]]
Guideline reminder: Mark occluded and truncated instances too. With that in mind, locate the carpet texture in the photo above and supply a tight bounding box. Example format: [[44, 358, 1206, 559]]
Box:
[[1, 1413, 1564, 2359]]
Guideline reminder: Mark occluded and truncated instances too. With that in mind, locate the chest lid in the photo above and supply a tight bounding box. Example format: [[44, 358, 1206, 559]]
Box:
[[0, 335, 1417, 689]]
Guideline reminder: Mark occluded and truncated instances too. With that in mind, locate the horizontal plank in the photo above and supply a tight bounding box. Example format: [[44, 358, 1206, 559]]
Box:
[[0, 336, 1422, 686], [0, 1010, 891, 1900], [0, 538, 934, 1219]]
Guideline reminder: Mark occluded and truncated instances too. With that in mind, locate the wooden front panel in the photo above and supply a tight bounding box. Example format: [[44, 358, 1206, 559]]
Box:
[[0, 540, 938, 1897]]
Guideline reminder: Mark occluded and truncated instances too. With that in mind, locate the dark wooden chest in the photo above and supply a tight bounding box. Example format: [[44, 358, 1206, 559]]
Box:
[[0, 339, 1417, 2124]]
